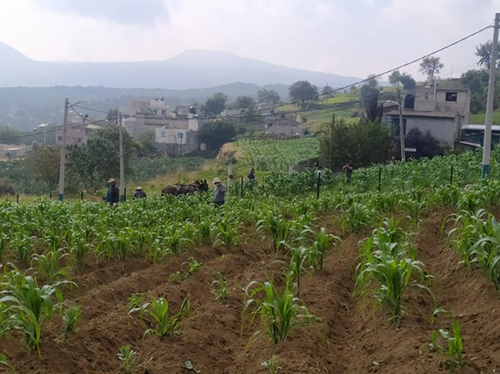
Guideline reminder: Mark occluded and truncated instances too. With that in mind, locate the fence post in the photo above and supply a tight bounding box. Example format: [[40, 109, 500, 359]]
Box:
[[240, 176, 244, 198], [81, 191, 84, 201], [378, 167, 382, 192], [16, 194, 19, 204], [124, 188, 127, 202], [450, 164, 453, 185], [49, 192, 52, 199], [316, 173, 321, 199]]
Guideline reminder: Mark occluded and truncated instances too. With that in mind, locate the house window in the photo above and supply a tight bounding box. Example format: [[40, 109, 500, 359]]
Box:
[[390, 116, 407, 137], [77, 138, 82, 143], [424, 92, 429, 100], [161, 109, 166, 116], [445, 92, 458, 102], [161, 131, 166, 137], [57, 136, 63, 142]]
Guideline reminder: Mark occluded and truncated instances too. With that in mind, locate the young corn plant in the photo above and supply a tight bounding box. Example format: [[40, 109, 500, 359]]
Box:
[[341, 203, 374, 234], [307, 227, 335, 270], [62, 305, 81, 339], [242, 274, 317, 344], [130, 295, 190, 338], [0, 272, 64, 355], [261, 355, 282, 374], [212, 272, 228, 300], [31, 248, 71, 284], [184, 257, 202, 276], [257, 214, 297, 252], [118, 345, 139, 374], [213, 218, 239, 250], [430, 319, 463, 371], [288, 246, 308, 298]]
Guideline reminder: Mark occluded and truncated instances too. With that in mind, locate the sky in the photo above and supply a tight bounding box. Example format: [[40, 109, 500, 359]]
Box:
[[0, 0, 499, 81]]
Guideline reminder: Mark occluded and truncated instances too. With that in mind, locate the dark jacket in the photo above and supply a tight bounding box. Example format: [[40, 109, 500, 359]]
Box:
[[133, 190, 147, 199], [106, 184, 119, 205]]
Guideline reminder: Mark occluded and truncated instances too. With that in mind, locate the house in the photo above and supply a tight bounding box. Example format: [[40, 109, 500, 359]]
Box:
[[55, 116, 101, 146], [255, 103, 274, 115], [155, 118, 200, 155], [267, 117, 305, 136], [381, 87, 471, 146], [0, 144, 27, 158]]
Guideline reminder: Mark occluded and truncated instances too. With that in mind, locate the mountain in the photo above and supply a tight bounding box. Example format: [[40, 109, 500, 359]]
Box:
[[0, 43, 360, 89]]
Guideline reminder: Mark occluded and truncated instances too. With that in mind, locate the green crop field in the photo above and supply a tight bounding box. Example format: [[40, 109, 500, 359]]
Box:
[[1, 146, 500, 372]]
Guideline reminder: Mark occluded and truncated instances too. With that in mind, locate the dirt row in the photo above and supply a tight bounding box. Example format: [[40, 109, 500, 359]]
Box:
[[1, 211, 500, 373]]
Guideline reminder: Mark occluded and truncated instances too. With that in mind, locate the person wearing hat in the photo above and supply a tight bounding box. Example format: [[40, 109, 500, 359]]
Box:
[[105, 178, 119, 205], [212, 177, 225, 206], [133, 186, 147, 199]]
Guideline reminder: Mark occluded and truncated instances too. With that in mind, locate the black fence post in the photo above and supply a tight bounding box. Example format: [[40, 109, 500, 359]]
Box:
[[124, 188, 127, 202], [81, 191, 84, 201], [240, 176, 244, 198], [316, 173, 321, 199], [16, 194, 19, 204], [378, 167, 382, 193], [49, 192, 52, 199], [450, 164, 453, 186]]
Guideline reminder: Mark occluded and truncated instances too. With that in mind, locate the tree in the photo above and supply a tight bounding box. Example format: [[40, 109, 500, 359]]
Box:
[[234, 96, 256, 111], [475, 40, 500, 69], [27, 144, 60, 190], [199, 121, 236, 152], [135, 131, 157, 158], [257, 89, 280, 104], [394, 128, 444, 159], [322, 85, 333, 96], [0, 126, 23, 144], [360, 75, 381, 121], [67, 123, 135, 193], [203, 93, 227, 116], [288, 81, 319, 102], [419, 57, 444, 83], [320, 118, 392, 169], [389, 70, 416, 90]]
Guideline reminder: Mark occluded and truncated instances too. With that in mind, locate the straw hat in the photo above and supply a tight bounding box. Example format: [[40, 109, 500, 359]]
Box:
[[136, 186, 142, 190], [213, 177, 221, 184], [107, 178, 116, 183]]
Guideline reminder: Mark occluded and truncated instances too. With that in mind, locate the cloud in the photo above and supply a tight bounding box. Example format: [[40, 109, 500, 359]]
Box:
[[32, 0, 168, 25]]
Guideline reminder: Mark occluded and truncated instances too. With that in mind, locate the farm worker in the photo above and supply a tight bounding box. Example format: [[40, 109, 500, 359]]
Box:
[[213, 177, 225, 206], [343, 161, 353, 183], [315, 166, 324, 181], [248, 168, 256, 181], [133, 186, 147, 199], [105, 178, 119, 205]]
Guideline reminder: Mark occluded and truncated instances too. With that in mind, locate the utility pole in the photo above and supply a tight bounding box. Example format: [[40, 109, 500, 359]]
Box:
[[43, 124, 46, 145], [118, 113, 125, 202], [397, 90, 405, 162], [58, 98, 69, 201], [329, 114, 335, 169], [482, 12, 500, 178]]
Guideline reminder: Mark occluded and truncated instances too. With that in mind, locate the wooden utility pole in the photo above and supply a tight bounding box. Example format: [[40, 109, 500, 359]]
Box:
[[329, 114, 335, 169], [397, 90, 405, 162], [118, 113, 125, 202], [58, 98, 69, 201], [482, 13, 500, 178]]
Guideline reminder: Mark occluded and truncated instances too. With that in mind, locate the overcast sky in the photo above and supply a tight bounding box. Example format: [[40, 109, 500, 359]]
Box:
[[0, 0, 499, 81]]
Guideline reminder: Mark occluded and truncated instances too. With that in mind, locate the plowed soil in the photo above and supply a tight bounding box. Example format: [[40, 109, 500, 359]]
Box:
[[1, 211, 500, 373]]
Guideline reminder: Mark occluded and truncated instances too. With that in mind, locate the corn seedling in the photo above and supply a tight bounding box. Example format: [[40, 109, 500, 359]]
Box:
[[261, 355, 282, 373], [118, 345, 139, 374], [168, 271, 184, 284], [62, 305, 81, 339], [307, 227, 335, 270], [184, 257, 202, 276], [243, 274, 317, 344], [288, 246, 308, 298], [132, 295, 190, 338], [212, 272, 228, 300], [31, 248, 71, 284], [0, 271, 64, 355], [430, 319, 463, 371], [213, 218, 239, 250]]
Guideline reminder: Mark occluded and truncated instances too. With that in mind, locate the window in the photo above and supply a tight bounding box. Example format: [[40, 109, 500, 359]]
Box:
[[57, 136, 63, 142], [390, 116, 407, 137], [161, 131, 166, 137], [77, 138, 82, 143], [445, 92, 458, 102], [424, 92, 429, 100], [161, 109, 167, 116]]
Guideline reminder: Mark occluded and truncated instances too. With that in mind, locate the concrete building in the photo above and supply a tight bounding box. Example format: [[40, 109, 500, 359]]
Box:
[[382, 87, 471, 146], [154, 118, 200, 155], [267, 117, 305, 136], [0, 144, 27, 158], [55, 116, 101, 146]]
